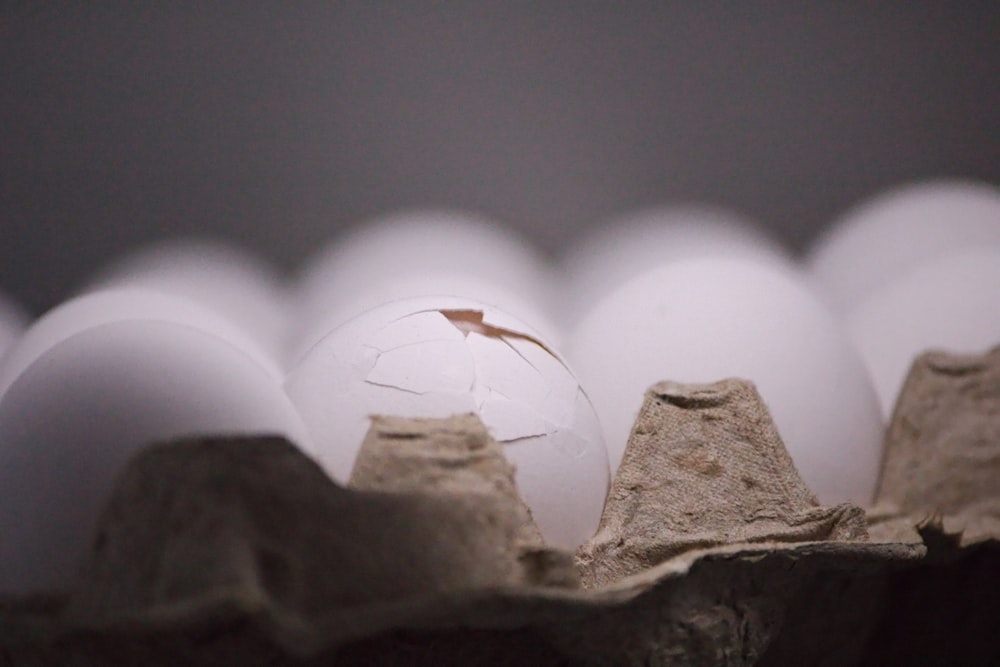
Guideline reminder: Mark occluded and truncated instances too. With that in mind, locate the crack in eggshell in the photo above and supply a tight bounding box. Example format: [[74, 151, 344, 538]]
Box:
[[360, 307, 588, 447], [285, 297, 611, 548], [503, 337, 580, 427], [362, 312, 477, 395], [478, 398, 558, 442], [466, 332, 566, 443], [447, 310, 595, 451], [362, 379, 429, 396], [439, 309, 562, 358], [365, 339, 477, 395]]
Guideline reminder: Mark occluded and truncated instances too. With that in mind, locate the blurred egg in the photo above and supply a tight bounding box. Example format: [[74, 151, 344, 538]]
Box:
[[285, 295, 610, 549], [0, 288, 283, 398], [0, 320, 312, 593], [568, 258, 884, 505], [0, 291, 29, 361], [290, 269, 564, 363], [561, 205, 791, 325], [88, 238, 289, 360], [293, 210, 556, 349], [847, 247, 1000, 417], [807, 180, 1000, 313]]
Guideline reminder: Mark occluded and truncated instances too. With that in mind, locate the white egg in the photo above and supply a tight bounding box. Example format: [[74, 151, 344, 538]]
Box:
[[0, 288, 282, 399], [0, 291, 29, 361], [561, 205, 792, 325], [293, 210, 556, 348], [568, 258, 884, 506], [0, 320, 312, 593], [847, 247, 1000, 417], [290, 270, 564, 364], [88, 238, 289, 360], [807, 180, 1000, 313], [285, 295, 610, 549]]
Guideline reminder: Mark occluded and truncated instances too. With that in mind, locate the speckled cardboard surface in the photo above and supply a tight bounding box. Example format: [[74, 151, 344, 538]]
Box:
[[1, 348, 997, 666]]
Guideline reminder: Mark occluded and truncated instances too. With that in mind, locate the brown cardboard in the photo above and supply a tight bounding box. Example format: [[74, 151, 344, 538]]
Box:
[[349, 413, 546, 551], [2, 348, 998, 665], [869, 346, 1000, 546], [577, 379, 868, 588], [762, 346, 1000, 666], [62, 434, 553, 626]]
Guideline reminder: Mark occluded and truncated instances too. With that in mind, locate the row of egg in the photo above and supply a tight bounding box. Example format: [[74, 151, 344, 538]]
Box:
[[0, 179, 998, 593]]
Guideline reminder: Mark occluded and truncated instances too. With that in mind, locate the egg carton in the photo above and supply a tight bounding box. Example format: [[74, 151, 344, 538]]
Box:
[[1, 347, 997, 666]]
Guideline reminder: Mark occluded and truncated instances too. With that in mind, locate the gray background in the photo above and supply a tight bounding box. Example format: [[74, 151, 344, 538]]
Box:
[[3, 3, 998, 314]]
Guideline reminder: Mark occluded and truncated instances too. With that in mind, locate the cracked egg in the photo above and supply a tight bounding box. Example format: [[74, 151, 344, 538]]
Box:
[[284, 296, 611, 549]]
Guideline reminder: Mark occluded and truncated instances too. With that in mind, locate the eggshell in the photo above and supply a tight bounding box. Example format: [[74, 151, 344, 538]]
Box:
[[293, 210, 556, 346], [807, 180, 1000, 313], [560, 205, 792, 325], [0, 288, 283, 399], [285, 295, 610, 549], [0, 320, 312, 594], [847, 247, 1000, 417], [568, 258, 884, 505], [0, 291, 29, 361], [290, 270, 564, 365], [88, 238, 289, 359]]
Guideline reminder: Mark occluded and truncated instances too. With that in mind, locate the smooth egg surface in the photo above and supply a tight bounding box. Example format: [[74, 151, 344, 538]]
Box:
[[568, 257, 884, 505], [807, 180, 1000, 313], [0, 287, 283, 399], [0, 320, 312, 593], [87, 238, 290, 360], [293, 210, 556, 348], [560, 205, 791, 325], [847, 247, 1000, 417], [285, 295, 610, 549]]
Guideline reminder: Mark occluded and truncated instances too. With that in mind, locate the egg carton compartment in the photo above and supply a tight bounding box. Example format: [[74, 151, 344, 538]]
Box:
[[1, 347, 998, 666]]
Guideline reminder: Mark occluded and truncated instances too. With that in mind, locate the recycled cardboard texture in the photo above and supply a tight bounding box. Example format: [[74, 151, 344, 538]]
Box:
[[349, 413, 546, 551], [64, 435, 548, 629], [5, 350, 999, 665], [577, 378, 868, 588], [762, 346, 1000, 667], [868, 346, 1000, 546]]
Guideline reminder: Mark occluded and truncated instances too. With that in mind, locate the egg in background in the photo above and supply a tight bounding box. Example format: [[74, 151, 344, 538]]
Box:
[[0, 288, 284, 398], [807, 180, 1000, 313], [285, 295, 610, 550], [0, 290, 29, 361], [87, 238, 290, 362], [292, 210, 558, 353], [847, 247, 1000, 417], [559, 205, 792, 326], [568, 257, 885, 506], [0, 319, 312, 594]]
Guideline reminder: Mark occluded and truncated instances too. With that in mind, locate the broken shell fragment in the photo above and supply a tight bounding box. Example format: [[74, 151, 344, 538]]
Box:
[[284, 295, 611, 550], [289, 270, 565, 363]]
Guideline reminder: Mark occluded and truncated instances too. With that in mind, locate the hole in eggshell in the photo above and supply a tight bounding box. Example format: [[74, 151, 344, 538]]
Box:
[[438, 309, 560, 358]]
